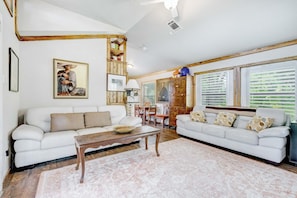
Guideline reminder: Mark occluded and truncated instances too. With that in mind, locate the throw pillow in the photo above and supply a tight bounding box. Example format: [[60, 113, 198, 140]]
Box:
[[190, 111, 206, 123], [84, 111, 112, 128], [214, 112, 237, 127], [51, 113, 85, 132], [247, 115, 274, 132]]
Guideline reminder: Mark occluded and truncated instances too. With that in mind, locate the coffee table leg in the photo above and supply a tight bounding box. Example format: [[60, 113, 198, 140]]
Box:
[[79, 148, 86, 183], [145, 136, 148, 150], [155, 133, 160, 157], [75, 145, 80, 170]]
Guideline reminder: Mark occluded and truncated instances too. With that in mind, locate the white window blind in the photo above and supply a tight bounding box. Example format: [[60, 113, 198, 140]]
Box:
[[241, 61, 297, 120], [196, 70, 233, 106]]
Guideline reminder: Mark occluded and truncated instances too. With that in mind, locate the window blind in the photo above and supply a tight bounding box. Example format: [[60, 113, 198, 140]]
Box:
[[197, 70, 233, 106]]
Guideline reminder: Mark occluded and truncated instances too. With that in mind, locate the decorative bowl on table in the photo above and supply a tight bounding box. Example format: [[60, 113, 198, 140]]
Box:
[[114, 126, 136, 134]]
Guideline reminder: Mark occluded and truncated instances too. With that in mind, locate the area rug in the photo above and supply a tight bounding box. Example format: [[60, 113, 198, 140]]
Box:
[[35, 138, 297, 198]]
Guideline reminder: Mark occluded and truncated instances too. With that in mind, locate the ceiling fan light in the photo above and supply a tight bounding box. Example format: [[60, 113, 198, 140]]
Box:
[[164, 0, 178, 10]]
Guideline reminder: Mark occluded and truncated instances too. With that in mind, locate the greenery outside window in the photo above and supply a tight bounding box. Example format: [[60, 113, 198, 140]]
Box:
[[142, 81, 156, 105], [196, 70, 233, 106], [241, 61, 297, 120]]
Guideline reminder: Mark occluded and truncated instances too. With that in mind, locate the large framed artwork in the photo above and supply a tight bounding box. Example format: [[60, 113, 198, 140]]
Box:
[[107, 74, 126, 92], [3, 0, 13, 17], [53, 58, 89, 99], [156, 78, 170, 102], [9, 48, 19, 92]]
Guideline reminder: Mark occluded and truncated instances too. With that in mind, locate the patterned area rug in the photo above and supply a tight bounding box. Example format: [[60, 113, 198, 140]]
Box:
[[35, 138, 297, 198]]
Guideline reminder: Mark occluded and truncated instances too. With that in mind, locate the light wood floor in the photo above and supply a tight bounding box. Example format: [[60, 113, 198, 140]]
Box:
[[1, 125, 297, 198]]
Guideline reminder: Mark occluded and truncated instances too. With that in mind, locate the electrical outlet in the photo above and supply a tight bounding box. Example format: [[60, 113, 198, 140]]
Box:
[[5, 150, 9, 156]]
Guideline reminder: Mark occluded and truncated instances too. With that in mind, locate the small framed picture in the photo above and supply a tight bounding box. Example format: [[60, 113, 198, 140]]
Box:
[[53, 58, 89, 99], [9, 48, 19, 92], [3, 0, 13, 17], [107, 74, 126, 92]]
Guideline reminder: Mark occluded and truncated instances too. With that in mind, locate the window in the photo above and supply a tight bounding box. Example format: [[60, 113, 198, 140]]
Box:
[[241, 61, 297, 120], [142, 81, 156, 105], [196, 70, 233, 106]]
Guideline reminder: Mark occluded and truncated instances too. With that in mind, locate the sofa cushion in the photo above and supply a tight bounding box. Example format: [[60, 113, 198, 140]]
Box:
[[25, 107, 73, 132], [41, 131, 77, 149], [184, 121, 204, 132], [50, 113, 85, 132], [190, 111, 206, 123], [225, 128, 259, 145], [84, 111, 112, 128], [205, 113, 217, 124], [214, 112, 237, 127], [256, 108, 286, 127], [98, 105, 126, 125], [247, 116, 273, 132], [201, 124, 226, 138], [233, 116, 252, 129]]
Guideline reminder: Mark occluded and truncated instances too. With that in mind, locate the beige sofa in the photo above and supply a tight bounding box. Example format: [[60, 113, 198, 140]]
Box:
[[12, 105, 142, 168], [176, 106, 291, 163]]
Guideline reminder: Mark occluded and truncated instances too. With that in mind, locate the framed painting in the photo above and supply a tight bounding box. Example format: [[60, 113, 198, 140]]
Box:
[[156, 78, 170, 102], [53, 58, 89, 99], [3, 0, 13, 17], [107, 74, 126, 91], [9, 48, 19, 92]]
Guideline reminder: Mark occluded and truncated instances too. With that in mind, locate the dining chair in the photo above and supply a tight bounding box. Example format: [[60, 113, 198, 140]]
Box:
[[146, 105, 157, 124], [134, 104, 145, 124]]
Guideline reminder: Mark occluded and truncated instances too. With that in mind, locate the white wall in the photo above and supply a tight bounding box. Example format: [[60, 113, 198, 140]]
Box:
[[20, 39, 107, 112], [0, 2, 21, 193]]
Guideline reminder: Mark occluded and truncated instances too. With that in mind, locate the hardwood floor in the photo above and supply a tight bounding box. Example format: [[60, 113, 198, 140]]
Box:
[[1, 124, 297, 198]]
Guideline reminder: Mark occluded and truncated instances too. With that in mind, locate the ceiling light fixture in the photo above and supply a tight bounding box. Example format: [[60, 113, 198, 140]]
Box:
[[164, 0, 178, 10], [141, 45, 148, 51]]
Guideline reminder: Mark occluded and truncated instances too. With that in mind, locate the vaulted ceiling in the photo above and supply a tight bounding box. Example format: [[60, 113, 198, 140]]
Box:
[[18, 0, 297, 77]]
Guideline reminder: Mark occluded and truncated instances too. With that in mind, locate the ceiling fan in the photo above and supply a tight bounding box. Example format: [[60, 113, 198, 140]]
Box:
[[140, 0, 179, 18]]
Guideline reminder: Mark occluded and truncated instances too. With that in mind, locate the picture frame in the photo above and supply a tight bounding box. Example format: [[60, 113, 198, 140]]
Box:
[[3, 0, 13, 17], [156, 78, 170, 102], [53, 58, 89, 99], [9, 48, 19, 92], [107, 74, 126, 92]]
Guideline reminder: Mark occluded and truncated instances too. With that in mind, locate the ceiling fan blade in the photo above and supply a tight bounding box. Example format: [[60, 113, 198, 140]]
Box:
[[140, 0, 164, 6], [171, 7, 179, 18]]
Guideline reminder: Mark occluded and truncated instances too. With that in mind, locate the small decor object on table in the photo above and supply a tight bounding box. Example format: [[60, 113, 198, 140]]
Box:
[[114, 126, 135, 134]]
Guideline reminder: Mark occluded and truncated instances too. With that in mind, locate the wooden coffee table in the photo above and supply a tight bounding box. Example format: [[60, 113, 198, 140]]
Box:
[[74, 126, 161, 183]]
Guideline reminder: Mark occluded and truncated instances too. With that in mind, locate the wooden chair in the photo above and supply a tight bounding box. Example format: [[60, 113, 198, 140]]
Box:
[[154, 114, 169, 128], [134, 105, 145, 124], [146, 106, 157, 124]]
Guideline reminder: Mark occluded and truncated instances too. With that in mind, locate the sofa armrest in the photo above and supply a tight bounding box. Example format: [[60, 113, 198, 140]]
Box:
[[119, 116, 142, 126], [176, 114, 191, 122], [257, 126, 289, 138], [12, 124, 44, 141]]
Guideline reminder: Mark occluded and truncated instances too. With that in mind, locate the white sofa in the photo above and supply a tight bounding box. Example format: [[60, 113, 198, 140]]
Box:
[[12, 105, 142, 168], [176, 106, 291, 163]]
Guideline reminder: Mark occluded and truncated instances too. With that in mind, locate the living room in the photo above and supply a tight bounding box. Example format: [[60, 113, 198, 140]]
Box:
[[1, 0, 297, 197]]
